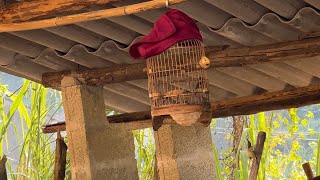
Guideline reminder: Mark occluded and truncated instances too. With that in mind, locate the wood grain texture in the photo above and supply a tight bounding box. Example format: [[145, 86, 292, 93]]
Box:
[[302, 162, 314, 180], [249, 132, 266, 180], [42, 84, 320, 133], [0, 0, 186, 32], [54, 132, 68, 180], [42, 37, 320, 88], [42, 63, 148, 88], [208, 36, 320, 67], [0, 0, 119, 23], [0, 156, 7, 180]]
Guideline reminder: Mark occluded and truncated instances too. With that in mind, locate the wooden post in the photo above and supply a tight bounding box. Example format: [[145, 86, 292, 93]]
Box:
[[0, 155, 7, 180], [303, 162, 314, 180], [232, 115, 246, 179], [249, 131, 266, 180], [61, 77, 138, 179], [54, 131, 68, 180]]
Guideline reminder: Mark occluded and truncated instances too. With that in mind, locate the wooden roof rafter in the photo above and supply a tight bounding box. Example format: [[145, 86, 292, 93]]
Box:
[[42, 36, 320, 88], [0, 0, 186, 32], [42, 83, 320, 133], [0, 0, 121, 23]]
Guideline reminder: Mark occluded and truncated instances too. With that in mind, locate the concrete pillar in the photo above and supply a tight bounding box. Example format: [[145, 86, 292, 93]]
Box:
[[154, 124, 216, 180], [61, 77, 138, 180]]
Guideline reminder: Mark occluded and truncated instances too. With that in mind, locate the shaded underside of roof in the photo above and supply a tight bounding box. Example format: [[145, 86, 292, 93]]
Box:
[[0, 0, 319, 113]]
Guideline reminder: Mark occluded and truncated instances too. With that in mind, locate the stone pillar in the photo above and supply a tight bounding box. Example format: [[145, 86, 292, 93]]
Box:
[[154, 124, 216, 180], [61, 77, 138, 180]]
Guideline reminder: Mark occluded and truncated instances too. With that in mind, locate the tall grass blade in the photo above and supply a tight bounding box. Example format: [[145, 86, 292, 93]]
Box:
[[257, 112, 266, 132], [240, 150, 249, 180], [248, 115, 255, 146], [316, 134, 320, 176], [235, 128, 249, 180], [212, 139, 223, 180]]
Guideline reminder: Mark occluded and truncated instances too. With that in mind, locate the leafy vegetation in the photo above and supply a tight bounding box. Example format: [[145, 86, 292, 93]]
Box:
[[0, 80, 61, 179], [213, 110, 320, 180], [133, 129, 155, 180]]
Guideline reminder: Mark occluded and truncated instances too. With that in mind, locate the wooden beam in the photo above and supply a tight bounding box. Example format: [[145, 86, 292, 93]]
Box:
[[0, 0, 186, 32], [211, 84, 320, 117], [42, 36, 320, 88], [42, 63, 148, 88], [0, 0, 120, 23], [42, 46, 226, 88], [42, 84, 320, 133], [208, 36, 320, 68]]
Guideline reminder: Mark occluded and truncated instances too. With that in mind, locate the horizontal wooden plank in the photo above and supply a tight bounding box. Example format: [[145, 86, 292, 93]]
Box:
[[42, 84, 320, 133], [42, 63, 148, 88], [0, 0, 187, 32], [42, 37, 320, 88], [208, 36, 320, 67], [211, 84, 320, 117], [0, 0, 120, 23]]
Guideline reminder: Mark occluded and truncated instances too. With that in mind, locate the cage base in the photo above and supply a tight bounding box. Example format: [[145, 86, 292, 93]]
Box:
[[151, 104, 212, 126]]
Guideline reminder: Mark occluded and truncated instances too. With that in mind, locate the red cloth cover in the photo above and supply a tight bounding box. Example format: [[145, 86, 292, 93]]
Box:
[[129, 9, 203, 59]]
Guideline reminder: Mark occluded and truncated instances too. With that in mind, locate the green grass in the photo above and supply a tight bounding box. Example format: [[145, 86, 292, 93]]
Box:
[[316, 134, 320, 176], [0, 80, 63, 179], [133, 128, 155, 180], [212, 139, 223, 180]]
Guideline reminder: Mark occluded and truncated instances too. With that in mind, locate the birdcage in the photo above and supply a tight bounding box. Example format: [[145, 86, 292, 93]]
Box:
[[146, 39, 212, 127]]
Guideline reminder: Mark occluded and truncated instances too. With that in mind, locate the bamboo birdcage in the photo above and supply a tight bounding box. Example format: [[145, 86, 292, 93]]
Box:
[[146, 39, 212, 126]]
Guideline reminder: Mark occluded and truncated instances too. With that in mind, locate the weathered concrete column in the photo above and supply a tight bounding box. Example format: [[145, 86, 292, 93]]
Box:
[[61, 77, 138, 180], [154, 123, 216, 180]]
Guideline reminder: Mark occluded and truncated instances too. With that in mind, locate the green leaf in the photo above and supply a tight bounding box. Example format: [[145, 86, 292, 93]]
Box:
[[288, 108, 299, 124], [235, 128, 249, 169], [249, 115, 256, 146], [226, 134, 233, 140], [212, 140, 223, 180], [0, 80, 30, 143], [258, 113, 266, 131], [289, 125, 299, 133], [235, 169, 240, 180], [240, 150, 249, 180], [273, 121, 281, 129], [301, 119, 308, 126], [299, 132, 305, 140], [210, 118, 217, 129], [306, 111, 314, 118], [308, 129, 315, 135], [291, 141, 300, 151], [316, 134, 320, 176]]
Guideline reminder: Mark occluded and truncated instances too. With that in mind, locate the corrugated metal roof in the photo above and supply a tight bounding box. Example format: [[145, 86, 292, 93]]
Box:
[[0, 0, 319, 113]]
